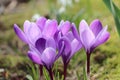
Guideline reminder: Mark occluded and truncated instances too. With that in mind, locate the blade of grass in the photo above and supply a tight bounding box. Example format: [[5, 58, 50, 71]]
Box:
[[76, 71, 81, 80], [83, 65, 87, 80], [43, 67, 50, 80], [27, 62, 39, 80], [103, 0, 120, 36]]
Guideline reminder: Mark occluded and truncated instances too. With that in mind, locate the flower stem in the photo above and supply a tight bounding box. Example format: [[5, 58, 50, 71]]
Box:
[[63, 62, 68, 80], [86, 53, 91, 79], [39, 65, 43, 80], [48, 68, 53, 80]]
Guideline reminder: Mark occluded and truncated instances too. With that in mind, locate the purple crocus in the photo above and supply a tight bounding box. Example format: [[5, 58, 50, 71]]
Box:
[[28, 37, 64, 80], [14, 17, 58, 64], [57, 22, 82, 80], [79, 19, 110, 77], [14, 17, 58, 80]]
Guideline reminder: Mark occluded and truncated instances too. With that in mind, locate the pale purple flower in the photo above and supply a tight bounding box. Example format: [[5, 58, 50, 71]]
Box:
[[60, 31, 82, 64], [14, 17, 59, 80], [28, 37, 64, 69], [57, 23, 82, 80], [55, 21, 82, 64], [61, 23, 82, 64], [79, 19, 110, 77], [79, 19, 110, 53], [28, 37, 64, 80]]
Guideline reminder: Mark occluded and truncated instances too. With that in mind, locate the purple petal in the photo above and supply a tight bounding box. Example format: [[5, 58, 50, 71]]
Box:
[[54, 31, 62, 49], [29, 44, 41, 55], [65, 31, 74, 42], [41, 48, 56, 69], [59, 20, 64, 25], [79, 20, 89, 34], [54, 31, 62, 43], [58, 20, 64, 28], [42, 19, 58, 38], [36, 17, 47, 31], [23, 21, 42, 43], [23, 20, 31, 34], [14, 24, 28, 43], [35, 38, 46, 53], [90, 19, 102, 37], [71, 39, 82, 54], [56, 39, 65, 60], [92, 26, 110, 49], [28, 51, 42, 64], [66, 39, 81, 61], [26, 22, 42, 44], [60, 37, 71, 57], [58, 21, 71, 35], [46, 38, 56, 49], [80, 28, 95, 52], [71, 23, 80, 41]]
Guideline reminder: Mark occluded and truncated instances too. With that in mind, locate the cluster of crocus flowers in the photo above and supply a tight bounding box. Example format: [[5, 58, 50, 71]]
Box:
[[14, 17, 110, 80]]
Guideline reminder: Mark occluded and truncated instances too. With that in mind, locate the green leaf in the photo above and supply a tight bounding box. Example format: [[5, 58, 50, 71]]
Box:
[[83, 65, 87, 80], [103, 0, 120, 36]]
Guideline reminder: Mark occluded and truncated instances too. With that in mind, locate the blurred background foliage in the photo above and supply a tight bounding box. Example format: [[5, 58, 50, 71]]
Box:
[[103, 0, 120, 36], [0, 0, 120, 80]]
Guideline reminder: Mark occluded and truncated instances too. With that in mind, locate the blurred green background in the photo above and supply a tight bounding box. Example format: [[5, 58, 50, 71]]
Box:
[[0, 0, 120, 80]]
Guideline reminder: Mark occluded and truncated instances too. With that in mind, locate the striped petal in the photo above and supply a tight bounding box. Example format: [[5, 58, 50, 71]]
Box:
[[80, 28, 95, 52], [36, 17, 47, 31], [41, 48, 56, 69], [26, 23, 41, 43], [90, 19, 102, 37], [79, 20, 89, 34], [42, 19, 58, 38], [46, 38, 56, 49], [91, 26, 110, 50], [58, 21, 71, 35]]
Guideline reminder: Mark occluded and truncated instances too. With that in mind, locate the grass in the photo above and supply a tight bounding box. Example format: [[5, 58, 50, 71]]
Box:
[[0, 0, 120, 79]]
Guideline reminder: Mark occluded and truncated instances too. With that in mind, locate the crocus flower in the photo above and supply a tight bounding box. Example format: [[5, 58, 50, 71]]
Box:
[[79, 19, 110, 78], [57, 23, 82, 80], [14, 17, 59, 65], [14, 17, 58, 80], [28, 37, 64, 80], [60, 28, 82, 64]]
